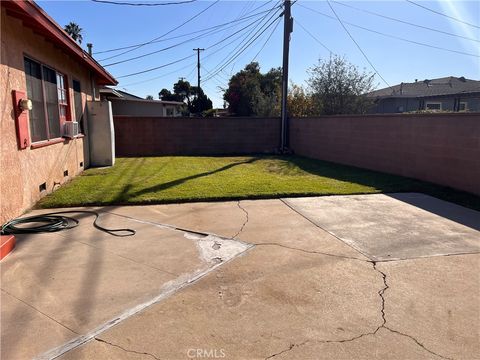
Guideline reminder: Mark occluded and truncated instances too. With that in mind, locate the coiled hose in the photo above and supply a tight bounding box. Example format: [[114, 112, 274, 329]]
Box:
[[1, 210, 136, 237]]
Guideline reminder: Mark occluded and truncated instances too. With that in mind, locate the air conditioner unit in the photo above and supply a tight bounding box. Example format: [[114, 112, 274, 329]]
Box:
[[63, 121, 80, 138]]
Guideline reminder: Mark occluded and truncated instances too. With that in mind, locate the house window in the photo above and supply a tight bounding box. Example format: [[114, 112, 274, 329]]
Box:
[[72, 79, 85, 132], [425, 102, 442, 111], [24, 57, 70, 142], [24, 58, 47, 142], [43, 66, 61, 138], [166, 107, 174, 116], [57, 72, 69, 123], [459, 102, 468, 111]]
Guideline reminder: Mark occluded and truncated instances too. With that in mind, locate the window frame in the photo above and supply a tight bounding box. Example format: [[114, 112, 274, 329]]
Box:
[[23, 54, 72, 145], [459, 102, 468, 111], [425, 102, 442, 111], [72, 78, 85, 134], [56, 71, 71, 124]]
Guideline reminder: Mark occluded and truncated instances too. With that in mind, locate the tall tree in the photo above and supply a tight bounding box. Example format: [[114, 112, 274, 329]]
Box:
[[189, 87, 213, 115], [159, 80, 212, 115], [287, 84, 319, 117], [145, 95, 154, 100], [308, 55, 375, 115], [223, 62, 281, 117], [64, 22, 83, 44]]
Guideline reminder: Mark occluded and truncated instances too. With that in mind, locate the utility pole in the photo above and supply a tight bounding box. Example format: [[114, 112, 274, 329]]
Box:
[[193, 48, 205, 96], [280, 0, 293, 152]]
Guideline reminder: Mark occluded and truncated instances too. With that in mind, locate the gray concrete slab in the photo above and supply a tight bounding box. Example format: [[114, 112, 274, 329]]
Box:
[[284, 193, 480, 261], [102, 201, 246, 239], [273, 327, 446, 360], [378, 253, 480, 359], [0, 289, 77, 360], [0, 212, 251, 360], [3, 196, 479, 360], [59, 246, 382, 360], [238, 199, 368, 260]]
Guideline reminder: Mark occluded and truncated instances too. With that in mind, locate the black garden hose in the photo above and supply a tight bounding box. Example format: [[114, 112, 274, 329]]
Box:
[[1, 210, 135, 237]]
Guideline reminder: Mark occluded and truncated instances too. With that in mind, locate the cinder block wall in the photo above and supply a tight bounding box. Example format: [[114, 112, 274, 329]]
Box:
[[289, 113, 480, 195], [114, 116, 281, 156]]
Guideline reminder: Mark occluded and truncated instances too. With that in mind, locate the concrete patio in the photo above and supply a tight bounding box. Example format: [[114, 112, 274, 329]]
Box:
[[1, 193, 479, 360]]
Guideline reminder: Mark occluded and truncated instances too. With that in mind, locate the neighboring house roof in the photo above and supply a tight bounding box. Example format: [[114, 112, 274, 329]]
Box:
[[368, 77, 480, 99], [113, 89, 144, 100], [2, 0, 117, 86], [111, 98, 185, 106], [99, 88, 124, 98], [101, 87, 185, 105]]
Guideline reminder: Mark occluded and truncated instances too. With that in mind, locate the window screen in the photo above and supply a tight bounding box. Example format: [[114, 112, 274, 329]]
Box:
[[24, 58, 47, 142]]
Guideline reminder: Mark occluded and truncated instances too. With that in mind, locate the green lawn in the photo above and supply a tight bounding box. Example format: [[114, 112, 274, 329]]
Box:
[[37, 156, 480, 211]]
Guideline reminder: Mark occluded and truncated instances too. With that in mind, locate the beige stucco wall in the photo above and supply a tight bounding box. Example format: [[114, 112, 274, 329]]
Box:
[[0, 8, 98, 224]]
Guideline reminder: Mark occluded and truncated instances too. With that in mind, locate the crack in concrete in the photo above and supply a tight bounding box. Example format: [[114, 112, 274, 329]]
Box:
[[382, 327, 452, 360], [233, 201, 249, 239], [372, 262, 388, 328], [95, 337, 161, 360], [265, 260, 450, 360], [265, 340, 309, 359]]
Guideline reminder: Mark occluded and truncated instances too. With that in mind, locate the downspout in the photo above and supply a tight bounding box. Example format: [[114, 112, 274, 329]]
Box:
[[90, 72, 96, 100]]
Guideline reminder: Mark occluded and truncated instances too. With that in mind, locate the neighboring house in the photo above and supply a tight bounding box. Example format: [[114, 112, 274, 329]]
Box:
[[1, 0, 117, 224], [100, 88, 184, 117], [368, 77, 480, 113]]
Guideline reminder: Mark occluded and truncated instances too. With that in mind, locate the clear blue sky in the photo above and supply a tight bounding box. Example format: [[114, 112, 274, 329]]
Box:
[[39, 0, 480, 107]]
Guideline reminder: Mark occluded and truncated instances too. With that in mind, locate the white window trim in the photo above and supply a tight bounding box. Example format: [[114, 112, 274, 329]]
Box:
[[459, 102, 468, 111], [425, 102, 442, 111]]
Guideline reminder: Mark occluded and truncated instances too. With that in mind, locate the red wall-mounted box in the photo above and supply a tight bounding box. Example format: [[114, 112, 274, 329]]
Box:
[[12, 90, 30, 149]]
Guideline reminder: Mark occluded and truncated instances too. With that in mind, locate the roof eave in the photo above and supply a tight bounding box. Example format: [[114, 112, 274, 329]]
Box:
[[3, 0, 117, 86]]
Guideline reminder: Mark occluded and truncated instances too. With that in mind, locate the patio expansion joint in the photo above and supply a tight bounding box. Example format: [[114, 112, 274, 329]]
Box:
[[265, 260, 451, 360], [34, 244, 254, 360], [95, 337, 161, 360], [279, 198, 371, 260], [74, 240, 179, 277], [253, 242, 368, 262], [0, 288, 80, 336]]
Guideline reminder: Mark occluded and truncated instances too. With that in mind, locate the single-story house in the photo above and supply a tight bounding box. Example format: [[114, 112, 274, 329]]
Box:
[[368, 76, 480, 113], [1, 0, 117, 224], [100, 88, 185, 117]]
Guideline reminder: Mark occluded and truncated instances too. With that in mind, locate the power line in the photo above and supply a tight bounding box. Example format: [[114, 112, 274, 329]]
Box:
[[216, 1, 281, 77], [121, 61, 196, 87], [126, 8, 278, 86], [203, 3, 283, 82], [251, 17, 282, 62], [299, 3, 480, 58], [91, 0, 197, 6], [406, 0, 480, 29], [333, 0, 480, 43], [102, 10, 271, 67], [117, 54, 195, 78], [117, 22, 260, 85], [294, 19, 333, 54], [202, 65, 227, 88], [203, 14, 281, 82], [326, 0, 392, 89], [118, 1, 281, 84], [99, 0, 219, 61], [94, 2, 274, 55]]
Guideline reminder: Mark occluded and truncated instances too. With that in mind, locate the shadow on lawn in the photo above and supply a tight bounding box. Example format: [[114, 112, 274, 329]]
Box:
[[116, 157, 260, 201], [283, 155, 480, 213]]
